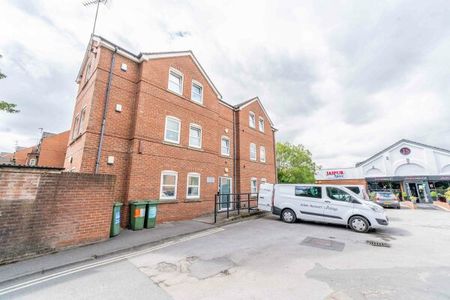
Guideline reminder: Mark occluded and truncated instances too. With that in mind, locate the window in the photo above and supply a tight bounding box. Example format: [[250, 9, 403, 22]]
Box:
[[250, 143, 257, 161], [259, 117, 265, 132], [261, 178, 267, 184], [160, 171, 178, 200], [346, 187, 360, 194], [249, 112, 256, 128], [326, 187, 352, 202], [78, 107, 86, 136], [72, 115, 80, 140], [221, 136, 230, 156], [28, 158, 37, 166], [191, 81, 203, 104], [250, 178, 258, 196], [260, 146, 266, 162], [168, 69, 183, 95], [295, 186, 322, 198], [85, 61, 92, 79], [186, 173, 200, 199], [164, 116, 181, 144], [189, 124, 202, 148]]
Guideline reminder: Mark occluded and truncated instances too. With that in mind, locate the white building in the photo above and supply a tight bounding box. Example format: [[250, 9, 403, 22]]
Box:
[[316, 139, 450, 203]]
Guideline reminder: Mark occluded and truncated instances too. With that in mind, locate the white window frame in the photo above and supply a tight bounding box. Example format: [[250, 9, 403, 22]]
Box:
[[261, 178, 267, 184], [72, 114, 80, 140], [28, 158, 37, 166], [260, 146, 266, 163], [189, 123, 202, 149], [164, 116, 181, 144], [258, 117, 265, 132], [160, 170, 178, 200], [168, 68, 183, 95], [221, 136, 230, 156], [85, 61, 92, 79], [250, 177, 258, 196], [186, 172, 201, 199], [78, 106, 87, 136], [191, 80, 203, 104], [249, 111, 256, 128], [250, 143, 257, 161]]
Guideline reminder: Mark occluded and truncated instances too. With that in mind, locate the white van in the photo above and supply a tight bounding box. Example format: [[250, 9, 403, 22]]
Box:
[[258, 183, 388, 233]]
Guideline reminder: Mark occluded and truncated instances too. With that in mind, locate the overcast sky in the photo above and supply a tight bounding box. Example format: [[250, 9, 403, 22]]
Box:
[[0, 0, 449, 167]]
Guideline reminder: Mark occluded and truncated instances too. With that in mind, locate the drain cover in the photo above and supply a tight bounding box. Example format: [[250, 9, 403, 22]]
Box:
[[300, 237, 345, 251], [366, 240, 391, 247]]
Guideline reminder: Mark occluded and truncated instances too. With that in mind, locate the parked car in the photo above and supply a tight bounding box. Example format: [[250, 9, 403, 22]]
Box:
[[371, 192, 400, 209], [258, 183, 389, 233]]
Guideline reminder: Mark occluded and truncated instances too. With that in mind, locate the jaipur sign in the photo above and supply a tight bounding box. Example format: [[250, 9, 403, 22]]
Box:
[[326, 170, 345, 178]]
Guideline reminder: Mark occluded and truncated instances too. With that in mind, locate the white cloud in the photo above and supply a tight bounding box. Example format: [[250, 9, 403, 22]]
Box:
[[0, 0, 449, 169]]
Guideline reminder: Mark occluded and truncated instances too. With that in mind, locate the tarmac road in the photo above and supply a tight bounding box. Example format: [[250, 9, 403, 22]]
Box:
[[1, 208, 449, 300]]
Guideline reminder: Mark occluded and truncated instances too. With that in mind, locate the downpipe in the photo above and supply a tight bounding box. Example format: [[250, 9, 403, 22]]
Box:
[[95, 47, 117, 174]]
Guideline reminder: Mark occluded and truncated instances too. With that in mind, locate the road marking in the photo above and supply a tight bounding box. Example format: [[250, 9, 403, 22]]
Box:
[[0, 227, 224, 296]]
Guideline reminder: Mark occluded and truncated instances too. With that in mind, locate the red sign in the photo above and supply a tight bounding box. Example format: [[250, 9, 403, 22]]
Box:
[[326, 170, 345, 178], [400, 147, 411, 155]]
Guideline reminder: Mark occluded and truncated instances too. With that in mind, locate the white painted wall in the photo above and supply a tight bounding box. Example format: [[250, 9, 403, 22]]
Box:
[[316, 141, 450, 180]]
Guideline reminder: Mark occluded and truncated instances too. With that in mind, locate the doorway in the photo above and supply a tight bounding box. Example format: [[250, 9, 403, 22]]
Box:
[[417, 183, 426, 202], [407, 182, 427, 203], [218, 177, 232, 211]]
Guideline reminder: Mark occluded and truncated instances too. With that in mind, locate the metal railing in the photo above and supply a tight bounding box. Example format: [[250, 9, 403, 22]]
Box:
[[214, 192, 259, 223]]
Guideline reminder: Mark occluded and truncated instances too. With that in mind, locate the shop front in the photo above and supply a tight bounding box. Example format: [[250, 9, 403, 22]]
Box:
[[315, 139, 450, 203]]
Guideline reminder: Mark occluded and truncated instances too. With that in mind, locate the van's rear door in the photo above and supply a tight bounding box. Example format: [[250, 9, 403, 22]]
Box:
[[258, 183, 274, 212]]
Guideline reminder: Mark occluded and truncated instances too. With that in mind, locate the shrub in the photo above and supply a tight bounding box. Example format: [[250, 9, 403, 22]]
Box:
[[445, 188, 450, 202], [430, 191, 437, 200], [402, 192, 408, 200]]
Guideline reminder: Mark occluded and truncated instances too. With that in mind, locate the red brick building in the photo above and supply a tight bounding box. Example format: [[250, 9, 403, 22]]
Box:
[[65, 35, 277, 224], [11, 131, 69, 168]]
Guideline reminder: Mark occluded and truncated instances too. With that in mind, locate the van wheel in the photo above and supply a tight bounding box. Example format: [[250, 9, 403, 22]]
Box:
[[348, 216, 370, 233], [281, 209, 296, 223]]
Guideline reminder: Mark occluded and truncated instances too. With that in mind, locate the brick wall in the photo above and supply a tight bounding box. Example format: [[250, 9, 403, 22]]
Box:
[[38, 131, 70, 168], [0, 166, 116, 264], [13, 146, 34, 165], [64, 37, 277, 226], [236, 99, 277, 193]]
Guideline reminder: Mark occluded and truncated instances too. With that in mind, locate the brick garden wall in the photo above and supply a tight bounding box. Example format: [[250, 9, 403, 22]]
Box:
[[0, 167, 116, 264]]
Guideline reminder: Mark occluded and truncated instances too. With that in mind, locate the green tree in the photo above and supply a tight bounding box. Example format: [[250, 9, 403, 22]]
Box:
[[276, 142, 319, 183], [0, 54, 19, 113]]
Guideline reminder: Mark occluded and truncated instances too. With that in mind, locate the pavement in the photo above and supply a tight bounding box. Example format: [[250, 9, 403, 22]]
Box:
[[1, 208, 449, 299], [0, 211, 265, 285], [0, 220, 214, 284]]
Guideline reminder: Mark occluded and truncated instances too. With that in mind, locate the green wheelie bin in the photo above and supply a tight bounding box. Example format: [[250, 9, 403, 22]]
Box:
[[110, 202, 123, 237], [144, 201, 159, 229], [129, 201, 147, 231]]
